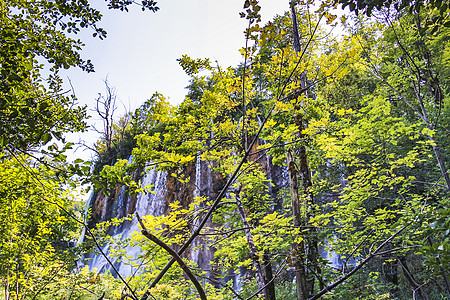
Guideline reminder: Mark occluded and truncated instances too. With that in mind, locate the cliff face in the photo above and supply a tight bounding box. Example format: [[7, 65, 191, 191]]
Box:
[[82, 146, 289, 278]]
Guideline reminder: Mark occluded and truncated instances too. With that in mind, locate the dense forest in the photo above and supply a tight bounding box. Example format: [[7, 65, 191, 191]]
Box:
[[1, 0, 449, 299]]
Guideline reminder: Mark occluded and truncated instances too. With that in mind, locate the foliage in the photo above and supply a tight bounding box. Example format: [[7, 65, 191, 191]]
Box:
[[0, 0, 161, 152], [0, 0, 99, 151], [0, 154, 82, 299], [102, 3, 449, 299], [2, 0, 449, 299]]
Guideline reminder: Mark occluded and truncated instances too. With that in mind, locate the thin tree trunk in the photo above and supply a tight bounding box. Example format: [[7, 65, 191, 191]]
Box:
[[429, 135, 450, 190], [263, 254, 276, 300], [287, 148, 308, 300], [289, 3, 323, 296], [6, 271, 10, 300], [297, 73, 322, 294], [236, 196, 267, 298], [418, 89, 450, 190], [371, 26, 450, 191], [398, 256, 429, 300], [288, 4, 313, 299]]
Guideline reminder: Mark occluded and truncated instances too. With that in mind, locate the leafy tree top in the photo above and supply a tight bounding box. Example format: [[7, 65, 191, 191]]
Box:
[[0, 0, 159, 152]]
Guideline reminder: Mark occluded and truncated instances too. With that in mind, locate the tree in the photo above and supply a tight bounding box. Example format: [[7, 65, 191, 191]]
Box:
[[0, 154, 81, 299], [96, 2, 342, 299], [305, 5, 450, 298], [94, 80, 118, 158], [0, 0, 160, 153], [336, 0, 450, 27], [47, 1, 447, 299]]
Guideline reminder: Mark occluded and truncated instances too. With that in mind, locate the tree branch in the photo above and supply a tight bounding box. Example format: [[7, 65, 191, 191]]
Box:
[[136, 213, 207, 300], [308, 226, 406, 300]]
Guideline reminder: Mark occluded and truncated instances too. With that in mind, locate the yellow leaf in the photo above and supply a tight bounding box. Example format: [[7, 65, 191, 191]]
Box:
[[266, 119, 276, 127]]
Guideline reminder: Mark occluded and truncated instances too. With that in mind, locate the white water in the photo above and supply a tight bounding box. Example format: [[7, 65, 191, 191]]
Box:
[[319, 237, 356, 271], [77, 191, 95, 246], [190, 155, 202, 267], [81, 153, 341, 286], [85, 166, 167, 278]]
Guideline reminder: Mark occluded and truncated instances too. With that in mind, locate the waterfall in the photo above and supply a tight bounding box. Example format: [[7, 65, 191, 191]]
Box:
[[318, 237, 356, 271], [190, 154, 202, 268], [84, 166, 167, 278], [81, 148, 340, 284], [77, 191, 95, 247], [136, 167, 167, 217]]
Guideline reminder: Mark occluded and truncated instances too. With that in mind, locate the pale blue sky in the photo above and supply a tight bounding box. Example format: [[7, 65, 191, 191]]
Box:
[[64, 1, 290, 159]]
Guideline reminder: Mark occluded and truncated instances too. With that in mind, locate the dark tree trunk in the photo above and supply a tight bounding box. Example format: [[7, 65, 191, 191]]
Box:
[[263, 254, 277, 300], [398, 256, 429, 300]]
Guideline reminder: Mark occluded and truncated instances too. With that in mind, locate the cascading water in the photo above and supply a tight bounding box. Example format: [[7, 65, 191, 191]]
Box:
[[83, 166, 167, 278], [77, 191, 95, 246], [190, 154, 202, 268], [115, 167, 168, 277]]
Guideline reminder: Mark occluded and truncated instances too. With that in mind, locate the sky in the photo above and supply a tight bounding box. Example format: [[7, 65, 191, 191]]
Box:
[[63, 0, 290, 160]]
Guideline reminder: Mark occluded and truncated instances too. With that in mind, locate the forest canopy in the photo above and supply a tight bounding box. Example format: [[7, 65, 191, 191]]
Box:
[[0, 0, 449, 300]]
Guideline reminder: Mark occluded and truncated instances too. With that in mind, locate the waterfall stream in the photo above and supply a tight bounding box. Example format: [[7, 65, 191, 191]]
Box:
[[84, 166, 167, 278]]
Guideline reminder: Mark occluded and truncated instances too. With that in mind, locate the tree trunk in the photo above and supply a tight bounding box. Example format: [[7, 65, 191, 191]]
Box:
[[286, 148, 308, 300], [236, 196, 267, 298], [296, 73, 323, 296], [398, 256, 429, 300], [263, 254, 276, 300], [288, 2, 324, 294]]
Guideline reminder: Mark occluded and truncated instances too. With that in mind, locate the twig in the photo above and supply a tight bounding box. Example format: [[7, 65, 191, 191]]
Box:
[[342, 228, 375, 275], [374, 245, 421, 257]]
